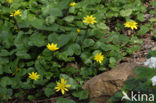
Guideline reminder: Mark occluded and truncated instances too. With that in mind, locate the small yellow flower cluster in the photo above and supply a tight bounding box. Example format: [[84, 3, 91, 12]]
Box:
[[124, 21, 138, 30], [47, 43, 59, 51], [77, 29, 80, 34], [7, 0, 12, 3], [94, 52, 104, 64], [55, 78, 71, 94], [10, 10, 21, 17], [28, 71, 71, 95], [28, 72, 40, 80], [83, 15, 97, 24], [6, 0, 22, 17], [69, 2, 76, 7]]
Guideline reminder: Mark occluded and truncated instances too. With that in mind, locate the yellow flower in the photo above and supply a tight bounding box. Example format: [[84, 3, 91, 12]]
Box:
[[94, 52, 104, 64], [77, 29, 80, 33], [10, 10, 22, 17], [69, 2, 76, 7], [54, 78, 71, 95], [83, 15, 97, 24], [28, 72, 40, 80], [7, 0, 12, 3], [124, 21, 138, 30], [47, 43, 59, 51]]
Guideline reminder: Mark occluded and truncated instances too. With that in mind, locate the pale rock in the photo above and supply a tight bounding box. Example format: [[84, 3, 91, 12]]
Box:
[[151, 76, 156, 86], [144, 57, 156, 68]]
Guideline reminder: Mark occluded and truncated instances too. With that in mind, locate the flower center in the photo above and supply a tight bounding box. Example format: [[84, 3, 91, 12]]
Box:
[[59, 83, 66, 89], [129, 22, 135, 26], [97, 56, 102, 60], [87, 18, 93, 23]]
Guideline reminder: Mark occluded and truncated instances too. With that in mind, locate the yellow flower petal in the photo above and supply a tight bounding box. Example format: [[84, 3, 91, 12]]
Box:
[[28, 72, 40, 80], [83, 15, 97, 24], [77, 29, 80, 33], [69, 2, 76, 7], [94, 52, 104, 64], [54, 78, 71, 95], [10, 10, 22, 17], [61, 89, 65, 94], [47, 43, 59, 51], [64, 88, 68, 91], [7, 0, 12, 3], [124, 21, 138, 30], [66, 85, 71, 88]]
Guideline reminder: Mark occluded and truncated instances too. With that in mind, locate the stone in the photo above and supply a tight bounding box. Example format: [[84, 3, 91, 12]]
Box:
[[151, 75, 156, 86], [82, 63, 140, 103], [144, 57, 156, 68]]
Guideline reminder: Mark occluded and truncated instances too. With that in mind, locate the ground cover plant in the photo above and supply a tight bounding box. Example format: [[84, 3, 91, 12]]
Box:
[[0, 0, 155, 102]]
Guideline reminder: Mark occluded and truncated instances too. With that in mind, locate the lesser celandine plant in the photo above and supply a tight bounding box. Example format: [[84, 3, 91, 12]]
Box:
[[0, 0, 154, 102]]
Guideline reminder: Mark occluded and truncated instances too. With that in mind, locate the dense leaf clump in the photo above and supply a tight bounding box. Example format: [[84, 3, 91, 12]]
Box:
[[0, 0, 155, 102]]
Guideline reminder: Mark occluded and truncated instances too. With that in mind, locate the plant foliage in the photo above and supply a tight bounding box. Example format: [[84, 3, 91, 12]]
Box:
[[0, 0, 154, 102]]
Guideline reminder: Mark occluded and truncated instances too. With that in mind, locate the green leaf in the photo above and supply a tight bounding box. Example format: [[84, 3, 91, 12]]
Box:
[[21, 10, 28, 20], [28, 33, 46, 47], [0, 57, 9, 65], [150, 1, 156, 7], [64, 16, 74, 22], [46, 16, 56, 25], [80, 52, 92, 65], [109, 57, 116, 64], [58, 35, 72, 47], [48, 33, 59, 43], [16, 69, 27, 77], [67, 43, 81, 56], [72, 90, 88, 100], [137, 24, 151, 35], [109, 57, 116, 68], [60, 74, 78, 90], [137, 13, 145, 22], [0, 65, 3, 74], [69, 7, 75, 13], [146, 50, 156, 58], [14, 31, 29, 50], [44, 87, 55, 97], [0, 30, 14, 48], [150, 18, 156, 22], [0, 88, 13, 100], [27, 95, 35, 101], [16, 50, 31, 59], [56, 98, 75, 103], [45, 72, 53, 79], [42, 5, 62, 17], [101, 44, 114, 51], [46, 82, 56, 88], [0, 49, 11, 56], [27, 14, 44, 29], [56, 51, 75, 62], [96, 23, 109, 30], [0, 77, 12, 87], [82, 39, 95, 48], [35, 61, 46, 76], [120, 9, 132, 17], [150, 10, 156, 15], [80, 67, 97, 78], [61, 67, 78, 75]]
